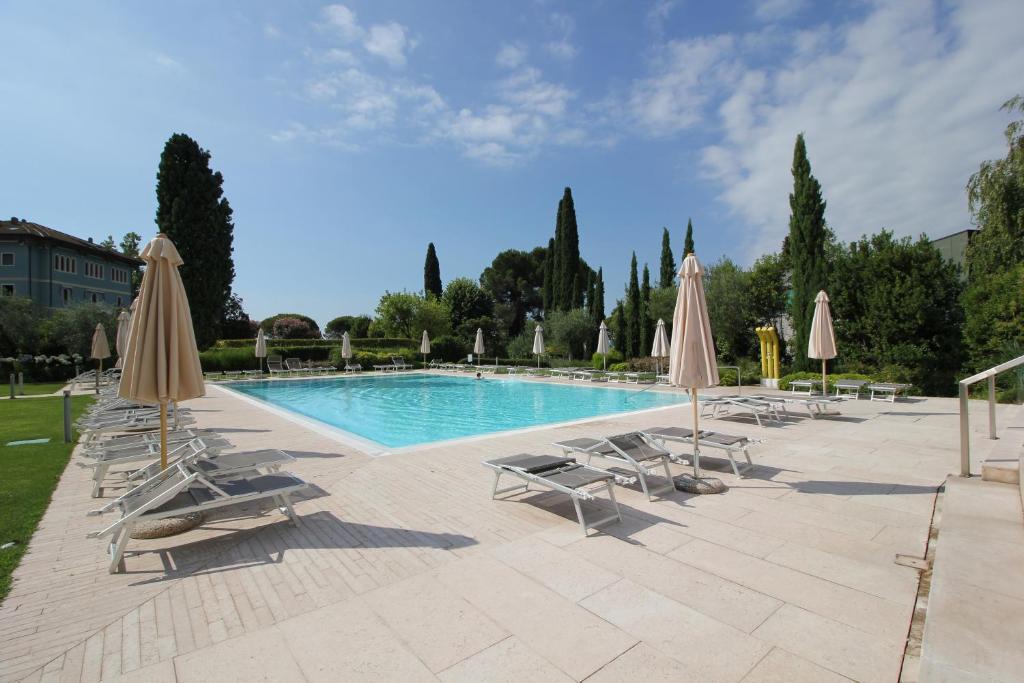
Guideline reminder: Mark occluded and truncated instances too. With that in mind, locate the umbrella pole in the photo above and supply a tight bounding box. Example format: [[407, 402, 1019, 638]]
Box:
[[822, 359, 827, 396], [159, 402, 168, 470], [95, 359, 101, 395], [691, 388, 701, 478]]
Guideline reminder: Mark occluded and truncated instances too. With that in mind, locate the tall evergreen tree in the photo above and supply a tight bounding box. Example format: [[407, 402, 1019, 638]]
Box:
[[626, 253, 641, 358], [640, 265, 652, 355], [594, 267, 605, 323], [585, 270, 596, 318], [423, 243, 442, 298], [542, 238, 555, 313], [155, 133, 235, 349], [550, 195, 565, 310], [557, 187, 581, 309], [787, 133, 829, 370], [683, 218, 695, 256], [659, 227, 675, 288]]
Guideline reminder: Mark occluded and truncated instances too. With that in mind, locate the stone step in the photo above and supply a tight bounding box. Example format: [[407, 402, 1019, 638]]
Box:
[[982, 456, 1020, 485]]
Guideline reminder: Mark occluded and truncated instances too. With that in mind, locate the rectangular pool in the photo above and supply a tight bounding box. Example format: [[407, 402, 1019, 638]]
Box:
[[223, 374, 687, 449]]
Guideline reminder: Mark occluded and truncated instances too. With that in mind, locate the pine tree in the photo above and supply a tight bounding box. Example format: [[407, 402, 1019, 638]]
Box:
[[626, 253, 641, 358], [684, 218, 695, 256], [424, 242, 442, 298], [640, 265, 652, 355], [659, 227, 675, 288], [155, 133, 236, 349], [787, 133, 829, 370], [542, 238, 555, 313]]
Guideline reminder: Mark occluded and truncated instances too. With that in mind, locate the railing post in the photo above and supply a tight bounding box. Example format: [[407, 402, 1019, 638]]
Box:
[[63, 390, 72, 443], [988, 374, 997, 439], [959, 382, 971, 477]]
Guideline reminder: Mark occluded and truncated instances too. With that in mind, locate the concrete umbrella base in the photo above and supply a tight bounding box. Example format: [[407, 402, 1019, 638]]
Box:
[[673, 474, 728, 495], [130, 513, 204, 539]]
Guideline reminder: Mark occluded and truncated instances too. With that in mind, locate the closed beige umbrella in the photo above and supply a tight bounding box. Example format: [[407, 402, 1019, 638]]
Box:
[[254, 328, 267, 375], [341, 332, 352, 360], [668, 253, 719, 477], [90, 323, 111, 394], [808, 290, 837, 395], [473, 328, 485, 365], [118, 234, 205, 469], [651, 318, 670, 376], [420, 330, 431, 367], [532, 324, 545, 368], [596, 320, 610, 370], [114, 311, 131, 369]]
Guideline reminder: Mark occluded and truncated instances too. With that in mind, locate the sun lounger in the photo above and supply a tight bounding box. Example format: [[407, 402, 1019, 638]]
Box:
[[833, 379, 866, 398], [391, 356, 411, 370], [788, 379, 821, 394], [81, 428, 212, 457], [242, 369, 263, 378], [700, 395, 781, 427], [777, 395, 844, 418], [573, 369, 608, 382], [553, 432, 677, 500], [285, 358, 307, 375], [87, 461, 308, 573], [641, 426, 756, 477], [124, 438, 296, 487], [869, 383, 911, 402], [267, 355, 288, 377], [81, 435, 234, 497], [80, 412, 195, 446], [483, 454, 633, 535]]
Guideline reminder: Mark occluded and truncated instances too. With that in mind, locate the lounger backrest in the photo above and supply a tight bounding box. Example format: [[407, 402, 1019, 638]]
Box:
[[285, 358, 303, 370], [608, 433, 668, 460]]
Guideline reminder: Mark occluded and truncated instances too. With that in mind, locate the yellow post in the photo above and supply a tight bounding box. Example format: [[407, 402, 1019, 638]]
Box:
[[770, 328, 781, 379], [756, 328, 768, 377]]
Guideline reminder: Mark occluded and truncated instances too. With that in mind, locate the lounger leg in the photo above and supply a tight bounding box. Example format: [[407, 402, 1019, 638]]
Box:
[[571, 496, 588, 535], [490, 470, 502, 499], [277, 494, 300, 525], [92, 466, 107, 498], [636, 469, 652, 500], [660, 457, 673, 489], [108, 522, 133, 574], [727, 453, 740, 477], [606, 481, 622, 523]]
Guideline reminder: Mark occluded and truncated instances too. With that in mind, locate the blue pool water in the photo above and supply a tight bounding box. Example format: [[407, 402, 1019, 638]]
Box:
[[225, 374, 688, 448]]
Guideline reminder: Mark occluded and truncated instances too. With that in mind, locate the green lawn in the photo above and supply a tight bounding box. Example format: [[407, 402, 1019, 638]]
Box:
[[0, 394, 93, 602], [18, 382, 70, 396]]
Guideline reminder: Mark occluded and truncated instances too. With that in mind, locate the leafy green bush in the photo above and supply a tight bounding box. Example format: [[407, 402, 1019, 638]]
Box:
[[430, 335, 466, 362], [717, 358, 762, 387], [608, 362, 629, 372], [268, 345, 331, 362], [591, 349, 623, 369], [199, 347, 260, 372], [0, 354, 81, 382], [325, 315, 371, 339]]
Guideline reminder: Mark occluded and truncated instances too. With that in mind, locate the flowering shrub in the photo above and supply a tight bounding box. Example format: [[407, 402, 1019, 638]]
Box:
[[0, 354, 84, 382]]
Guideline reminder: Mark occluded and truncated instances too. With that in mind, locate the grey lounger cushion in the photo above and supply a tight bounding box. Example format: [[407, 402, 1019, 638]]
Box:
[[488, 454, 575, 473]]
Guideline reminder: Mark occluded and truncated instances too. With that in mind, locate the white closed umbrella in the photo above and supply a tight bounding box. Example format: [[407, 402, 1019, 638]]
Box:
[[254, 328, 267, 374], [532, 324, 545, 368], [668, 253, 719, 477], [118, 234, 205, 469], [420, 330, 431, 367], [808, 290, 838, 395], [473, 328, 485, 366], [341, 331, 352, 359], [596, 320, 610, 371], [651, 318, 670, 376], [114, 310, 131, 369], [90, 323, 111, 394]]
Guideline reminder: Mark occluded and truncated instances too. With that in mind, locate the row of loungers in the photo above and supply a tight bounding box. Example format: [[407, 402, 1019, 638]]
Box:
[[483, 427, 759, 535], [78, 382, 310, 573], [700, 393, 850, 426], [788, 378, 913, 402]]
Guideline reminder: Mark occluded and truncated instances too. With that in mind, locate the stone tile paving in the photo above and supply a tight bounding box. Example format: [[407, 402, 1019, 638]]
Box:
[[2, 378, 1017, 682]]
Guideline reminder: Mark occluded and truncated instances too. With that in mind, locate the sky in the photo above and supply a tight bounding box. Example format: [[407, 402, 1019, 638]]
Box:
[[1, 0, 1021, 325]]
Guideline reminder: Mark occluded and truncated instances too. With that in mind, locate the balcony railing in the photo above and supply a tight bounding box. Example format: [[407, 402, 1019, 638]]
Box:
[[958, 354, 1024, 476]]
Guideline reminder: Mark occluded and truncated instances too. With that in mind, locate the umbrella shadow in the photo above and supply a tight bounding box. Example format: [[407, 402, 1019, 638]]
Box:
[[284, 450, 348, 460], [206, 427, 273, 434], [126, 510, 478, 584], [786, 479, 940, 496]]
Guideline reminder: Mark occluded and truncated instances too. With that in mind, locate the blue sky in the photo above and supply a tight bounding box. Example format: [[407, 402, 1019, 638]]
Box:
[[1, 0, 1021, 325]]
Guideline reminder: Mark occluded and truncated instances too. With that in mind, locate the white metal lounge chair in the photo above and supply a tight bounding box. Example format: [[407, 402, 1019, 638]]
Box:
[[87, 460, 308, 573], [80, 413, 195, 445], [553, 432, 677, 500], [82, 428, 211, 456], [641, 426, 757, 477], [788, 379, 821, 395], [81, 435, 234, 497], [483, 454, 633, 535], [123, 438, 296, 488], [833, 379, 866, 398], [869, 383, 911, 402]]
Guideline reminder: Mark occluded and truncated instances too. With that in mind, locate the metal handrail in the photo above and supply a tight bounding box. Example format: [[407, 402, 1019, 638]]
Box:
[[958, 354, 1024, 476]]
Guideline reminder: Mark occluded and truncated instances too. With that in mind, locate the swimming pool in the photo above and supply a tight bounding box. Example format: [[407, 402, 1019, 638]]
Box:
[[223, 374, 687, 450]]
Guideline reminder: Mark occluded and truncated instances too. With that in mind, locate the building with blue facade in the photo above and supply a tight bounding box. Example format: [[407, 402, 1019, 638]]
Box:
[[0, 218, 143, 309]]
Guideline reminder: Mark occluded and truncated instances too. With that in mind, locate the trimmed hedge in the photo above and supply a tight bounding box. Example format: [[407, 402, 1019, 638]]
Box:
[[214, 337, 415, 349], [778, 372, 874, 392]]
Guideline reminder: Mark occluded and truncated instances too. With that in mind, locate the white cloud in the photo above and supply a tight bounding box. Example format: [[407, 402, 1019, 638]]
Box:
[[686, 0, 1024, 256], [364, 22, 411, 67], [646, 0, 675, 34], [263, 23, 281, 39], [321, 4, 362, 41], [628, 34, 736, 135], [495, 43, 527, 69], [752, 0, 808, 22], [152, 53, 183, 70], [544, 12, 578, 60], [499, 67, 575, 117]]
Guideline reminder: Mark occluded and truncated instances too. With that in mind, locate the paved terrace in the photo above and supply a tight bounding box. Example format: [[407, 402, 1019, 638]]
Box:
[[1, 376, 1013, 682]]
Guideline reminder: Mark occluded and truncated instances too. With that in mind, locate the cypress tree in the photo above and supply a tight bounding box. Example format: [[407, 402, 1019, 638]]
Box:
[[659, 227, 675, 288], [594, 268, 605, 324], [557, 187, 581, 309], [155, 133, 235, 349], [542, 238, 555, 313], [550, 196, 565, 310], [612, 300, 625, 355], [586, 270, 596, 319], [626, 252, 641, 358], [787, 133, 829, 370], [424, 242, 442, 298], [684, 218, 695, 256], [640, 264, 652, 355]]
